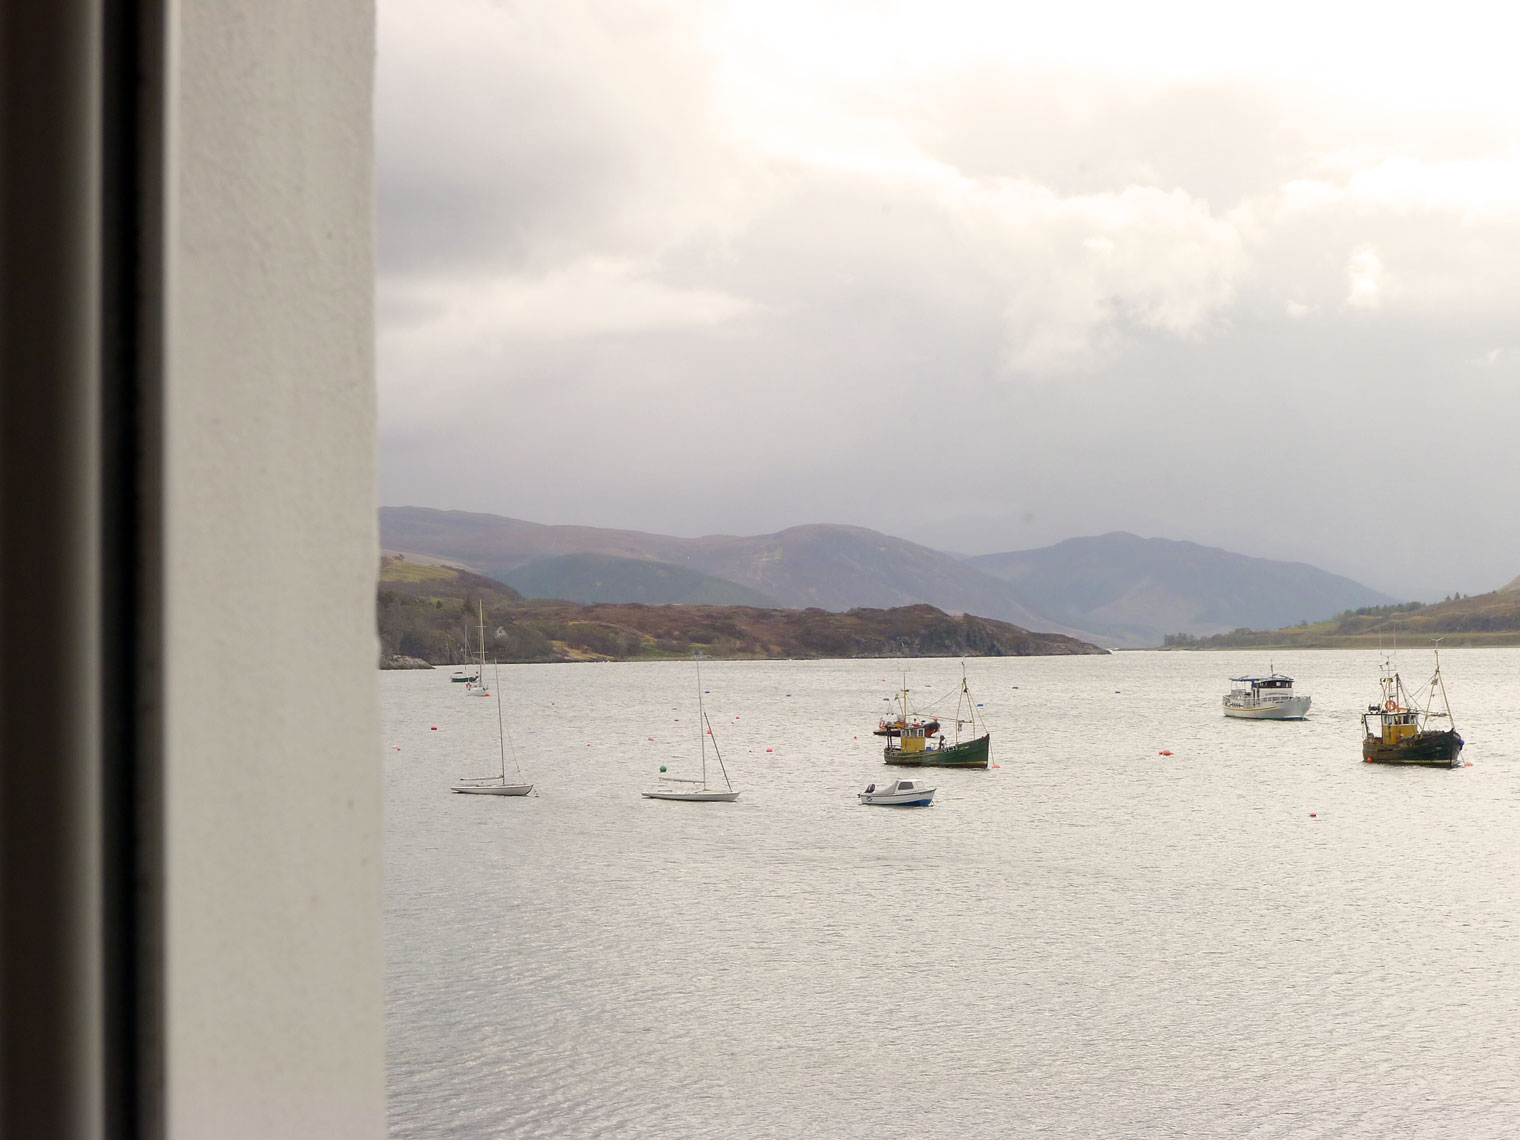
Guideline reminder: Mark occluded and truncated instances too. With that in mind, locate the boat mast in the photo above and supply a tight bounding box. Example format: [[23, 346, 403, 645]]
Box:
[[697, 663, 708, 789], [478, 600, 487, 677], [493, 661, 506, 782], [1431, 647, 1455, 730], [955, 665, 975, 745]]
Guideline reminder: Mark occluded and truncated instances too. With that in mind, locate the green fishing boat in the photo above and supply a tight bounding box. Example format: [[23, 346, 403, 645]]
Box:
[[1361, 651, 1464, 768], [876, 669, 991, 768]]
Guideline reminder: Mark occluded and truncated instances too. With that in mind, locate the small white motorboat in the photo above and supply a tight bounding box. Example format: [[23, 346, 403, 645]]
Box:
[[858, 778, 935, 806]]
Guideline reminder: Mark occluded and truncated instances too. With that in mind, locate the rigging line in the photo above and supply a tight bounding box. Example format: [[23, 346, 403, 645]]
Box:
[[707, 707, 732, 791], [493, 661, 509, 779], [494, 661, 524, 777]]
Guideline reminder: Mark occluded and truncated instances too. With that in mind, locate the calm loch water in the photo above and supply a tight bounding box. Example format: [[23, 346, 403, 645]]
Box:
[[386, 650, 1520, 1138]]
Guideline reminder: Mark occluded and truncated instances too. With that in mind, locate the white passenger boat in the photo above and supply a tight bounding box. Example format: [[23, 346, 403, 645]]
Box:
[[1222, 672, 1311, 720], [857, 778, 936, 806]]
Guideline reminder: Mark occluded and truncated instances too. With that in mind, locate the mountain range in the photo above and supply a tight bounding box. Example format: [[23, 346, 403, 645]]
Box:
[[966, 533, 1397, 645], [378, 507, 1404, 647], [379, 507, 1074, 633]]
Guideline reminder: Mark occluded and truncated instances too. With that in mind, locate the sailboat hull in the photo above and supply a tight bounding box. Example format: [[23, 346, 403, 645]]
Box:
[[452, 783, 533, 795], [884, 733, 990, 768], [641, 789, 740, 802]]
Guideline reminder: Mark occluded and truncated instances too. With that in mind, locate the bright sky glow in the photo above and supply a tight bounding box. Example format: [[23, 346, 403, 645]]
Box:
[[376, 0, 1520, 598]]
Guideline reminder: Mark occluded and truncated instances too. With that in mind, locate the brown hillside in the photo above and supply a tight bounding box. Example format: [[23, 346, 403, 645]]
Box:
[[1167, 589, 1520, 650], [376, 557, 1105, 663]]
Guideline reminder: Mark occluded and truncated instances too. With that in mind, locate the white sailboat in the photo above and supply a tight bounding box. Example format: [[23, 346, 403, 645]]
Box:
[[451, 663, 533, 796], [642, 667, 740, 802], [463, 600, 492, 697]]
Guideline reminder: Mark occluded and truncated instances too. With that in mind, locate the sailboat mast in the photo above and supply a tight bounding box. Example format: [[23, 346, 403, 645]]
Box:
[[494, 661, 506, 781], [697, 664, 708, 788]]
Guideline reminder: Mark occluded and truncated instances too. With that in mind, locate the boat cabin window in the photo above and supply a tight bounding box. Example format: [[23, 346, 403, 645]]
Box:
[[899, 781, 914, 790]]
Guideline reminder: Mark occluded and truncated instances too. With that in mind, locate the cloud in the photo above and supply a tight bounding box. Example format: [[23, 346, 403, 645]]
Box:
[[1345, 247, 1384, 310], [375, 0, 1520, 598], [384, 260, 758, 347], [377, 0, 765, 281]]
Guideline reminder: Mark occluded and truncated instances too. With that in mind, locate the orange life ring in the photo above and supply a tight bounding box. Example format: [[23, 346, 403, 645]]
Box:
[[1384, 698, 1396, 711]]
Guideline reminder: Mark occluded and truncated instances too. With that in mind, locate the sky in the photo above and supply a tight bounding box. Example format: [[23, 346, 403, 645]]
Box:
[[376, 0, 1520, 600]]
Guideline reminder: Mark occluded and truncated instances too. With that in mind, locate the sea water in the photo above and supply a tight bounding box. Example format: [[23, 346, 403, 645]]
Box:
[[385, 650, 1520, 1138]]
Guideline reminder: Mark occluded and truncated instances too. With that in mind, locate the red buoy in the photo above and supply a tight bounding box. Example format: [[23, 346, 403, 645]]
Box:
[[430, 725, 437, 731], [1158, 749, 1172, 756], [1309, 812, 1317, 818]]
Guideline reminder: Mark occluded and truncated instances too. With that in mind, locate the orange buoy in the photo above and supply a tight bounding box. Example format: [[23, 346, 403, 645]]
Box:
[[430, 725, 437, 731], [1464, 761, 1473, 767], [1309, 812, 1317, 818], [1158, 750, 1172, 756], [991, 763, 1000, 769], [647, 737, 653, 741], [765, 747, 773, 753]]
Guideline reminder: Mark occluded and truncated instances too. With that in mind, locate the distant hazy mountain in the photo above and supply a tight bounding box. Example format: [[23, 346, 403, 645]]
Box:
[[501, 553, 779, 607], [378, 507, 1091, 638], [967, 532, 1395, 645]]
